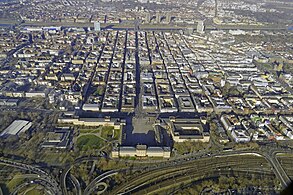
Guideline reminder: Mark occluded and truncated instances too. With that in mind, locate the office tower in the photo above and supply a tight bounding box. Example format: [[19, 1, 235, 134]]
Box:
[[166, 13, 171, 24], [94, 21, 101, 31], [156, 12, 160, 23], [197, 20, 204, 33], [146, 13, 151, 23]]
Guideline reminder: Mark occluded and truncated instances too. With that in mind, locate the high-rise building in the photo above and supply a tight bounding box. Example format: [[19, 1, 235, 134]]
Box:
[[166, 13, 171, 24], [146, 13, 151, 23], [197, 21, 205, 33], [156, 12, 160, 23], [94, 21, 101, 31]]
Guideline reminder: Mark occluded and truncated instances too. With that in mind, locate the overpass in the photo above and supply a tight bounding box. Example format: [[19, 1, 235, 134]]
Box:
[[113, 150, 292, 194], [269, 150, 292, 187], [84, 170, 118, 195], [0, 158, 62, 195], [69, 148, 292, 194]]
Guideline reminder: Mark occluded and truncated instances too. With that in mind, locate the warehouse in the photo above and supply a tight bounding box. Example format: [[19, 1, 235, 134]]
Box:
[[0, 120, 32, 137]]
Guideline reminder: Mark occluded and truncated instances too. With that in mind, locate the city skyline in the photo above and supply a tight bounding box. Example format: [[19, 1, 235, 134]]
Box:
[[0, 0, 293, 194]]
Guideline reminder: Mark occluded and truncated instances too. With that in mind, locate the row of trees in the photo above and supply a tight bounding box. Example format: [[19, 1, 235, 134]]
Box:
[[174, 175, 280, 194], [173, 140, 209, 155]]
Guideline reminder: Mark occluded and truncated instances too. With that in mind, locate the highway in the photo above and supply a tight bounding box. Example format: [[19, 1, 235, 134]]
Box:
[[2, 146, 291, 194], [60, 164, 72, 195], [58, 146, 292, 194], [269, 150, 292, 187], [0, 158, 62, 195], [10, 174, 57, 195], [112, 149, 292, 194], [69, 174, 82, 195], [83, 170, 118, 195], [60, 152, 109, 195], [60, 139, 116, 195], [109, 149, 292, 194], [11, 182, 37, 195], [114, 156, 260, 194], [2, 142, 290, 195]]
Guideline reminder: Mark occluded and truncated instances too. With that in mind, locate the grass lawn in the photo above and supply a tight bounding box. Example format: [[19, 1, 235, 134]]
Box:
[[26, 189, 44, 195], [100, 126, 114, 140], [6, 174, 24, 192], [113, 128, 121, 140], [25, 189, 42, 195], [20, 185, 43, 195], [77, 135, 105, 151], [100, 126, 120, 140], [38, 152, 62, 164], [173, 141, 209, 155]]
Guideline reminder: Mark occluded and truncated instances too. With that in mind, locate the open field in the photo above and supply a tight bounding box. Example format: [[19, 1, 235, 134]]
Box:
[[6, 174, 24, 192], [77, 135, 105, 151]]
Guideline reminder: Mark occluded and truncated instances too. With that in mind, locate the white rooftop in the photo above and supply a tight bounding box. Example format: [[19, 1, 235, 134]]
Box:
[[0, 120, 32, 136]]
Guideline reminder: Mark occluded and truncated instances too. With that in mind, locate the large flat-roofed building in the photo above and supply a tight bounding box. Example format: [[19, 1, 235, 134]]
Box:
[[0, 120, 32, 137], [167, 118, 210, 142], [177, 96, 195, 112], [112, 144, 171, 158], [117, 147, 137, 157], [147, 147, 170, 158], [41, 127, 73, 149], [136, 144, 147, 157], [82, 104, 100, 111], [121, 96, 135, 112], [158, 96, 178, 112], [58, 116, 125, 130]]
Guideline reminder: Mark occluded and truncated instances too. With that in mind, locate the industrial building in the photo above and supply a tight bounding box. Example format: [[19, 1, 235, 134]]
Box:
[[0, 120, 32, 137]]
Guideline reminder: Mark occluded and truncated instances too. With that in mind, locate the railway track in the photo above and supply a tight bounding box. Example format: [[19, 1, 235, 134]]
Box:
[[110, 155, 273, 194]]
